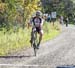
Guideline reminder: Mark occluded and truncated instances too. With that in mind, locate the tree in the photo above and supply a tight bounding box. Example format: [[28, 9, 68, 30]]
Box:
[[41, 0, 74, 17], [0, 0, 41, 28]]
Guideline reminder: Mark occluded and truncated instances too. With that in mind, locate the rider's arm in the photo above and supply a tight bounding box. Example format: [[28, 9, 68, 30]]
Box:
[[28, 18, 33, 28], [40, 19, 44, 27]]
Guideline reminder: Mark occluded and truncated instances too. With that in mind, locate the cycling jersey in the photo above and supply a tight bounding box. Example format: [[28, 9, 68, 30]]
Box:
[[30, 16, 43, 27]]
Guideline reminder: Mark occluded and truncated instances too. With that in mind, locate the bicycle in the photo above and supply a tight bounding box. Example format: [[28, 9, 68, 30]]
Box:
[[30, 27, 39, 56]]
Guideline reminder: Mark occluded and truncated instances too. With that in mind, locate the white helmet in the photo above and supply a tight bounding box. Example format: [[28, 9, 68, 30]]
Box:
[[36, 11, 42, 16]]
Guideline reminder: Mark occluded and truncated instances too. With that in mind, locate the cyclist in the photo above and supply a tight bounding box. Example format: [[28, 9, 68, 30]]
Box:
[[28, 11, 44, 49]]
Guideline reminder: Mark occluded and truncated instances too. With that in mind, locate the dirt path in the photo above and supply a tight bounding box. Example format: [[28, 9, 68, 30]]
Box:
[[0, 25, 75, 68]]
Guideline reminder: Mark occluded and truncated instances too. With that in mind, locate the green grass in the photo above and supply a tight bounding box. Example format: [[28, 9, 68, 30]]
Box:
[[42, 21, 61, 42], [0, 22, 61, 56], [0, 28, 31, 55]]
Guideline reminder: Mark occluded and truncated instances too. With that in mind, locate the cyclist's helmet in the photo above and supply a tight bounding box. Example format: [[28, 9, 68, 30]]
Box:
[[36, 11, 42, 17]]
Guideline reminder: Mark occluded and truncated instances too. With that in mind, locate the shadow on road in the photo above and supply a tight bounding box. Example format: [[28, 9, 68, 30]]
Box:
[[0, 55, 34, 58], [56, 65, 75, 68]]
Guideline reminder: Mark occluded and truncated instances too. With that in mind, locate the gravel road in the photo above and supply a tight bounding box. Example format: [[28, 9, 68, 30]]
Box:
[[0, 25, 75, 68]]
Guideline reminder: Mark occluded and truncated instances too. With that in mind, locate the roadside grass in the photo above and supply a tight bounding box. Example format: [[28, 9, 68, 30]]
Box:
[[0, 21, 61, 56], [42, 21, 61, 42]]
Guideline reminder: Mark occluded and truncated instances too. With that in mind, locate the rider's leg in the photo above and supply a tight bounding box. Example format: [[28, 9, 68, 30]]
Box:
[[39, 31, 43, 44], [37, 30, 43, 49]]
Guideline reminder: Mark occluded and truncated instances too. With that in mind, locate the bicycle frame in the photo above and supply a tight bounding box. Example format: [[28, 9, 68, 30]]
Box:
[[31, 27, 38, 56]]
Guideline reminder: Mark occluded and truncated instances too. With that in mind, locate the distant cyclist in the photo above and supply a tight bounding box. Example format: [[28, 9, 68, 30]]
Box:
[[28, 11, 44, 49]]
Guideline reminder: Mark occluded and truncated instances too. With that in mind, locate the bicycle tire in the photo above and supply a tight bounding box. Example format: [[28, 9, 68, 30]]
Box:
[[32, 30, 37, 56], [33, 44, 37, 56]]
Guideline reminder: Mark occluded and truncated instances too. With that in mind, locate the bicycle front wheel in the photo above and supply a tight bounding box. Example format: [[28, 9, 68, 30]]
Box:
[[34, 47, 37, 56]]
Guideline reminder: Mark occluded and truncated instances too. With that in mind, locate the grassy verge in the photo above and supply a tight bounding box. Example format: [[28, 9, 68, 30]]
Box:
[[42, 21, 61, 42], [0, 21, 61, 56]]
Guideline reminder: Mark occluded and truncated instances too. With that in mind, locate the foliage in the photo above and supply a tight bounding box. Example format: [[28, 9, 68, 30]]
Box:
[[0, 0, 41, 28], [0, 22, 60, 55], [41, 0, 74, 17], [41, 0, 75, 24]]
